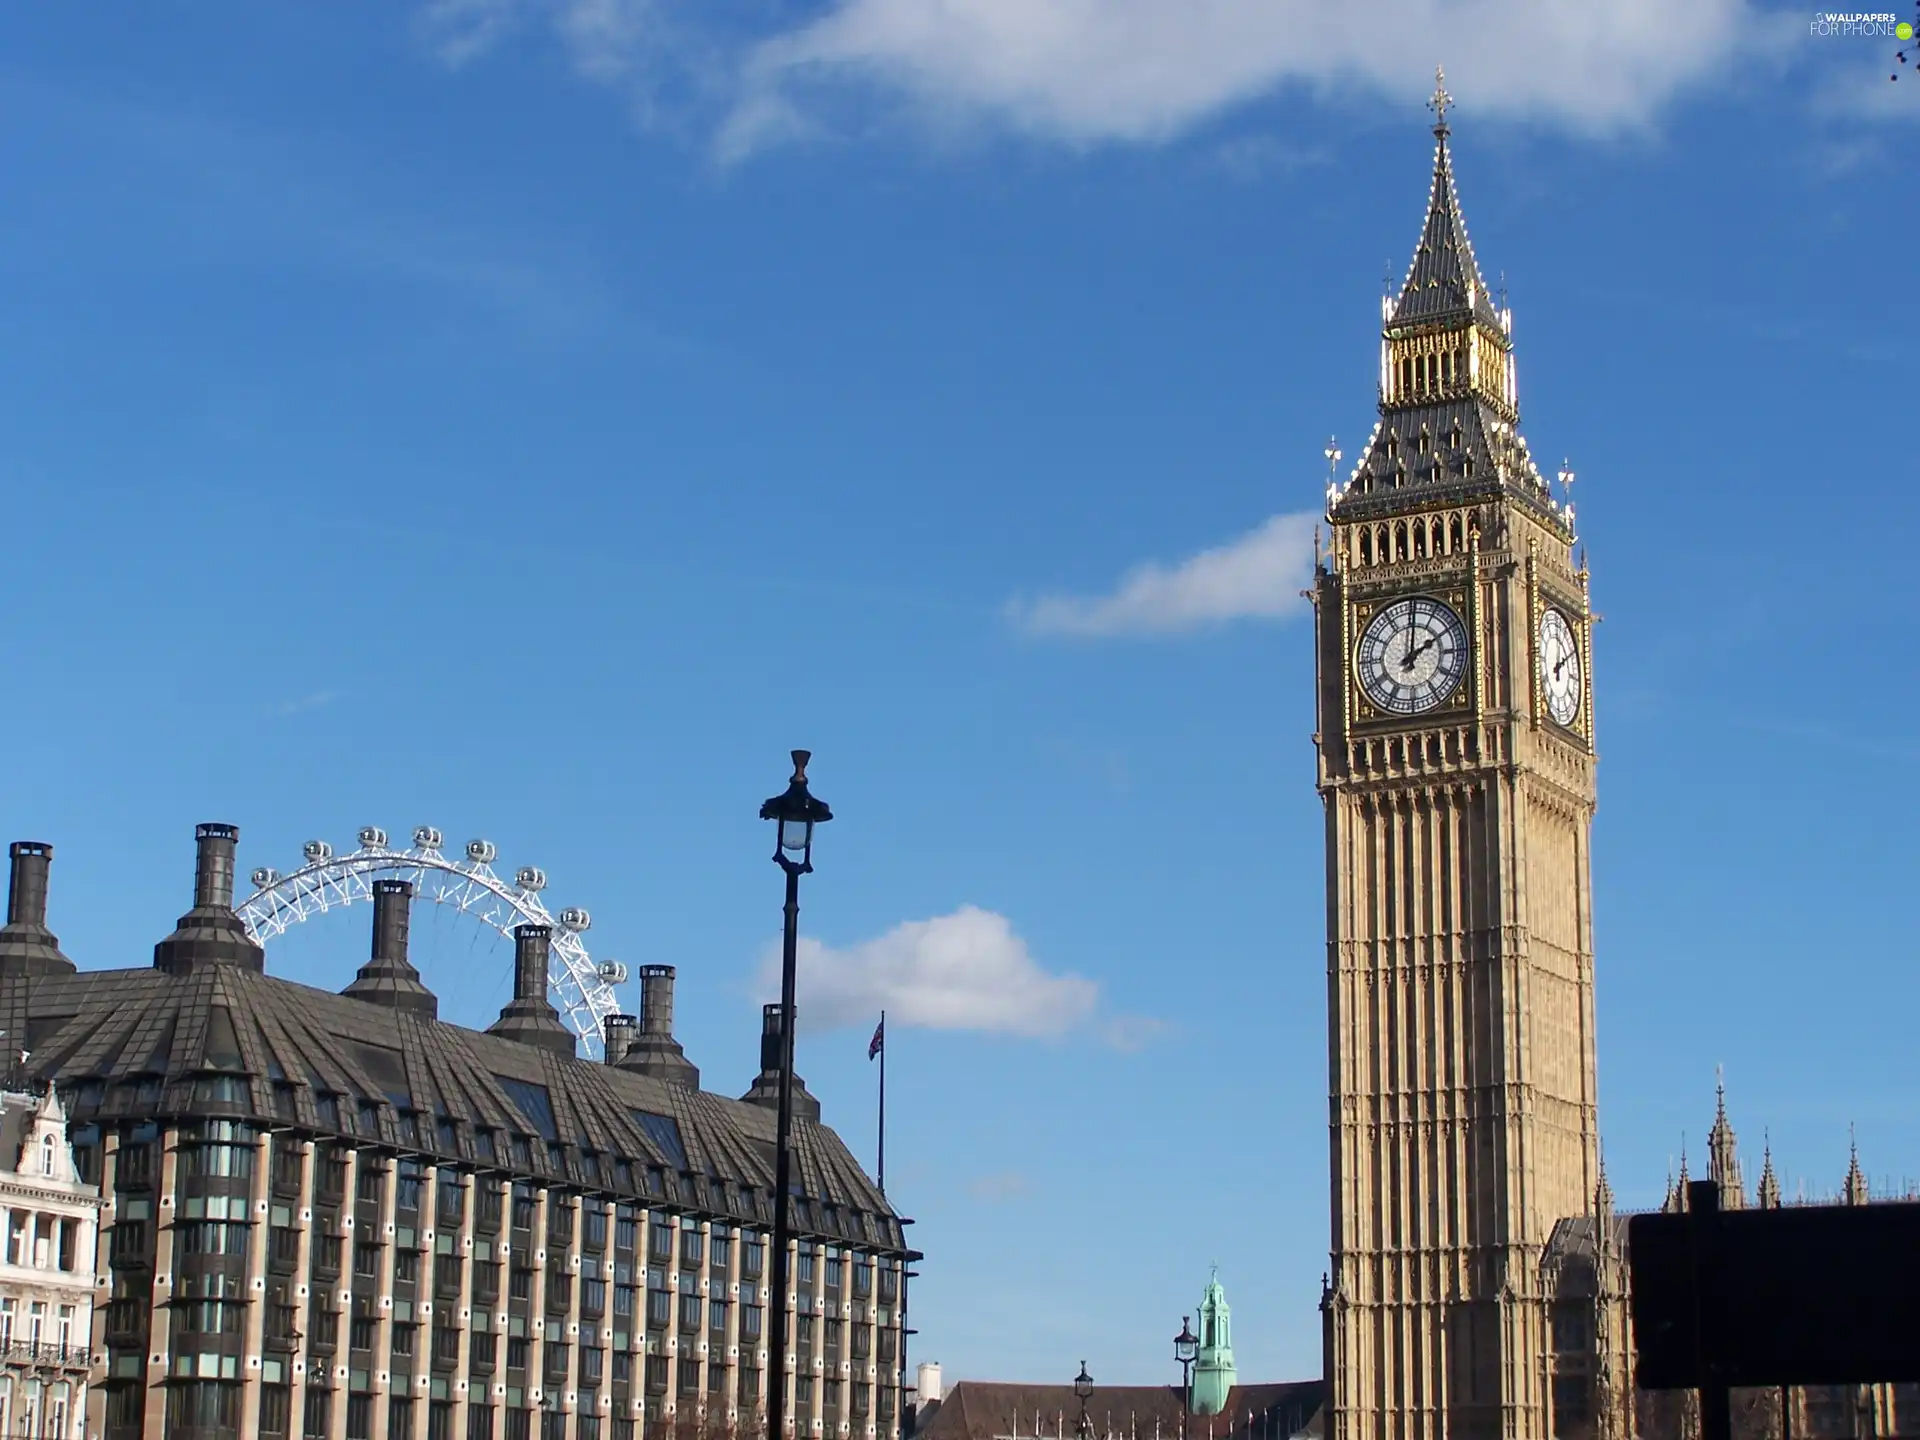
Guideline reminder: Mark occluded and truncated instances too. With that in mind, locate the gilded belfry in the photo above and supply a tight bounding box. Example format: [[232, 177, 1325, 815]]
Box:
[[1310, 69, 1604, 1440]]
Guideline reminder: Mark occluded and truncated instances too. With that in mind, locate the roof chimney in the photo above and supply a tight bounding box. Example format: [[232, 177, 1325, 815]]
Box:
[[615, 965, 699, 1088], [741, 1002, 819, 1122], [0, 842, 75, 977], [603, 1013, 638, 1066], [342, 880, 438, 1018], [486, 925, 576, 1057], [153, 824, 266, 976]]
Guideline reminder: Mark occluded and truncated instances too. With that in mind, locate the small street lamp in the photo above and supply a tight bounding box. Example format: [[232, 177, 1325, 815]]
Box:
[[1173, 1316, 1199, 1440], [760, 751, 833, 1440], [1074, 1362, 1095, 1440]]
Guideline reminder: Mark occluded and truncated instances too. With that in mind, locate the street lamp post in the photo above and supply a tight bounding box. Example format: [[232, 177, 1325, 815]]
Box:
[[761, 751, 833, 1440], [1173, 1317, 1198, 1440], [1074, 1363, 1095, 1440]]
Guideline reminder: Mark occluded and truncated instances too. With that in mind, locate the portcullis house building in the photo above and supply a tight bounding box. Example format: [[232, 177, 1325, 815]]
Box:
[[0, 826, 918, 1440]]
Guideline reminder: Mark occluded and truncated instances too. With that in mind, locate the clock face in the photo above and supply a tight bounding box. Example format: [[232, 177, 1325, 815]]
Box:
[[1355, 597, 1469, 716], [1539, 608, 1582, 727]]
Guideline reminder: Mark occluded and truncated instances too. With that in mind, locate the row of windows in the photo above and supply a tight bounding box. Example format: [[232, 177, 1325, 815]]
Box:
[[125, 1374, 903, 1440]]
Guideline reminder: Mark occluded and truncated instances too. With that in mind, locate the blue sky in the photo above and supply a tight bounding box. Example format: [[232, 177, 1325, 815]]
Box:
[[2, 0, 1917, 1394]]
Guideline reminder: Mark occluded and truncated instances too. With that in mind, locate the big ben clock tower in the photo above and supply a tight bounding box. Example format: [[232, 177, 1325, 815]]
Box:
[[1312, 71, 1601, 1440]]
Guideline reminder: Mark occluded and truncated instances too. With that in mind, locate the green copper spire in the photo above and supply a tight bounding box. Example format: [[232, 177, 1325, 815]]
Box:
[[1190, 1267, 1236, 1415]]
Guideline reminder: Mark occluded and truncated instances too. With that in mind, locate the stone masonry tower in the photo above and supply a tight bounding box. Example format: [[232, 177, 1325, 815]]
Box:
[[1311, 70, 1600, 1440]]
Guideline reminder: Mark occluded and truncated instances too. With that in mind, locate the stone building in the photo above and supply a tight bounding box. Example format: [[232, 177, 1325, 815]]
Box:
[[0, 1082, 101, 1440], [1312, 71, 1606, 1440], [1308, 71, 1917, 1440], [0, 828, 918, 1440]]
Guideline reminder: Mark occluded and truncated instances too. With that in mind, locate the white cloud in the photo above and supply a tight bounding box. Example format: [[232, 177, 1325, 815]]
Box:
[[759, 905, 1149, 1045], [732, 0, 1785, 151], [413, 0, 1832, 159], [1007, 510, 1317, 638]]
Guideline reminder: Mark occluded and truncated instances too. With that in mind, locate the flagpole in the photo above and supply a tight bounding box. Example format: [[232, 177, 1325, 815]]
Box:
[[877, 1009, 887, 1197]]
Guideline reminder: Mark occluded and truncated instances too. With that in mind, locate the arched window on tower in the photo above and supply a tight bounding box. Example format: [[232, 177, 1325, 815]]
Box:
[[1360, 531, 1373, 566], [1394, 523, 1408, 562], [40, 1135, 55, 1178], [1450, 514, 1465, 552], [1414, 521, 1428, 559]]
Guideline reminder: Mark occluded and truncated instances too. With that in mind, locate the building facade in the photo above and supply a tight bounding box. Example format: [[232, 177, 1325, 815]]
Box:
[[1312, 72, 1599, 1440], [0, 828, 917, 1440], [0, 1083, 101, 1440], [1309, 76, 1920, 1440]]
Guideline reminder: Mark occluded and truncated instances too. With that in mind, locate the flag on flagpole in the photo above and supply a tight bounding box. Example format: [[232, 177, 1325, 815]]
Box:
[[868, 1016, 885, 1060]]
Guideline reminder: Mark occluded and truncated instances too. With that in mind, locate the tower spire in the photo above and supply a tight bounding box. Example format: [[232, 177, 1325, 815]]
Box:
[[1844, 1126, 1869, 1205], [1707, 1067, 1744, 1208], [1329, 70, 1562, 525], [1757, 1130, 1782, 1209]]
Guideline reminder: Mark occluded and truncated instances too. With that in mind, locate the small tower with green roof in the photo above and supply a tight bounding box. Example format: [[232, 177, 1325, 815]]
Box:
[[1191, 1268, 1237, 1415]]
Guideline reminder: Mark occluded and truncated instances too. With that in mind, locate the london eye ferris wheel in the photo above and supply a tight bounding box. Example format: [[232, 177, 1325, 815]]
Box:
[[237, 825, 628, 1059]]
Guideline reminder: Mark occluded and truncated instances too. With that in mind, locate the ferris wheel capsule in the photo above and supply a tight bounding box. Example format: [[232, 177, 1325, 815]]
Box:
[[303, 840, 333, 864], [358, 826, 389, 850], [251, 867, 280, 889], [597, 961, 629, 985], [414, 826, 443, 850], [515, 866, 547, 893], [558, 907, 591, 932], [466, 839, 497, 864]]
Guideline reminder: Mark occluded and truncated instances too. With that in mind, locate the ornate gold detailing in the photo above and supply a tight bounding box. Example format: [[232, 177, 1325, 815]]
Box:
[[1527, 539, 1541, 731], [1579, 568, 1596, 755], [1380, 326, 1514, 416]]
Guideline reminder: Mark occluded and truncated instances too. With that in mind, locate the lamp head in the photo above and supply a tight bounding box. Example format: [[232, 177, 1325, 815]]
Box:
[[760, 749, 834, 874]]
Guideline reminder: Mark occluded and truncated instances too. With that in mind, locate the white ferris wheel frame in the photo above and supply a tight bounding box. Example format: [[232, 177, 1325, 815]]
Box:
[[236, 826, 627, 1060]]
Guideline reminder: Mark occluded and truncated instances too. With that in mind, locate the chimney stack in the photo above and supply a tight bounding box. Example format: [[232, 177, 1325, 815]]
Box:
[[0, 842, 75, 977], [603, 1014, 638, 1066], [614, 965, 699, 1088], [342, 880, 438, 1018], [153, 823, 266, 976], [741, 1002, 819, 1122], [486, 925, 576, 1057]]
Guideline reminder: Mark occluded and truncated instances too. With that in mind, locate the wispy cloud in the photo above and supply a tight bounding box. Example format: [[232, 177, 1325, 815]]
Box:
[[408, 0, 1831, 162], [729, 0, 1790, 155], [1007, 511, 1317, 638], [967, 1171, 1031, 1202], [276, 690, 342, 718], [757, 905, 1154, 1048], [1203, 133, 1334, 183]]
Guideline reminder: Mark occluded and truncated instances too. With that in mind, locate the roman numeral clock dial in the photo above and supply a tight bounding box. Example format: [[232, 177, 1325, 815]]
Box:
[[1538, 607, 1582, 727], [1355, 596, 1469, 716]]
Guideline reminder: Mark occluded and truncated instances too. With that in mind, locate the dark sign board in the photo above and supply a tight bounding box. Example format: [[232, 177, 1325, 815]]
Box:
[[1629, 1187, 1920, 1388]]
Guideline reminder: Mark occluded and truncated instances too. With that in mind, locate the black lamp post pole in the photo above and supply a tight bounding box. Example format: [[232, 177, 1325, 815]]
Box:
[[761, 751, 832, 1440], [770, 862, 801, 1440]]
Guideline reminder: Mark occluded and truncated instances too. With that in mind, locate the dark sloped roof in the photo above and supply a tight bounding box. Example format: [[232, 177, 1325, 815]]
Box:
[[1393, 129, 1504, 333], [1330, 403, 1561, 528], [5, 961, 911, 1255], [917, 1382, 1324, 1440]]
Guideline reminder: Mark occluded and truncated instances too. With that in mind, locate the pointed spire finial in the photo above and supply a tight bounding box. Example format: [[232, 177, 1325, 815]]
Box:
[[1758, 1129, 1781, 1209], [1325, 436, 1342, 481], [1845, 1124, 1869, 1205], [1428, 65, 1453, 135]]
